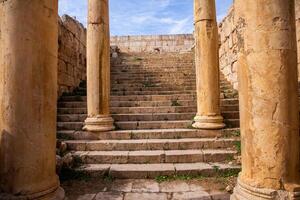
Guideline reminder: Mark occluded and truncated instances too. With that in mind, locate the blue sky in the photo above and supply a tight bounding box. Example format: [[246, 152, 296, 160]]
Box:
[[59, 0, 233, 36]]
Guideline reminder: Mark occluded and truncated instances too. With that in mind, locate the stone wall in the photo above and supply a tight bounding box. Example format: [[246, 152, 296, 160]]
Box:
[[110, 34, 194, 53], [58, 15, 87, 97], [218, 7, 241, 90]]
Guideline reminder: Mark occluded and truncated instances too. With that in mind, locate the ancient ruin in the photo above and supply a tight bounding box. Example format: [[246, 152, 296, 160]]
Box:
[[0, 0, 300, 199]]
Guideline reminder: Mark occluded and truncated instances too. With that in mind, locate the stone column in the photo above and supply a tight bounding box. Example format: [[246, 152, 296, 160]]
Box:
[[0, 0, 64, 199], [232, 0, 300, 199], [84, 0, 115, 132], [192, 0, 225, 129]]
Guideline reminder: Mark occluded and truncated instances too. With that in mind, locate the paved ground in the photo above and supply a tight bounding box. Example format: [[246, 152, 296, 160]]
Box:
[[62, 178, 234, 200]]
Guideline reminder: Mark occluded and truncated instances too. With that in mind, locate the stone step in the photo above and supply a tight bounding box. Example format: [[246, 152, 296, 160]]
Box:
[[222, 111, 240, 119], [111, 86, 196, 92], [111, 79, 197, 85], [113, 113, 194, 121], [57, 113, 239, 126], [57, 114, 87, 122], [111, 77, 196, 81], [57, 107, 197, 115], [59, 100, 199, 108], [58, 95, 239, 108], [111, 106, 197, 114], [110, 78, 196, 82], [110, 82, 199, 87], [59, 95, 87, 102], [110, 100, 196, 107], [57, 105, 238, 115], [111, 65, 194, 69], [66, 138, 239, 151], [57, 113, 194, 122], [57, 128, 239, 140], [57, 122, 83, 131], [115, 120, 192, 130], [110, 84, 233, 90], [72, 149, 237, 164], [111, 106, 238, 114], [59, 95, 238, 103], [110, 70, 195, 74], [57, 108, 87, 114], [110, 90, 196, 96], [111, 72, 196, 76], [224, 119, 240, 128], [113, 94, 197, 101], [74, 162, 240, 179]]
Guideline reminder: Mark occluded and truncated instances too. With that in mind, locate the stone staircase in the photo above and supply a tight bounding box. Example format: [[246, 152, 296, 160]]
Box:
[[57, 52, 241, 179]]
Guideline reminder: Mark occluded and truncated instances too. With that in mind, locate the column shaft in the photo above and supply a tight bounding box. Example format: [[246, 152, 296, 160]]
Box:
[[193, 0, 225, 129], [0, 0, 64, 199], [232, 0, 300, 199], [84, 0, 114, 132]]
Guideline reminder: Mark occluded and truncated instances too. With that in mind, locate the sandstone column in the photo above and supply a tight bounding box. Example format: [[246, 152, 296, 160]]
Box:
[[192, 0, 225, 129], [232, 0, 300, 199], [0, 0, 64, 199], [84, 0, 115, 132]]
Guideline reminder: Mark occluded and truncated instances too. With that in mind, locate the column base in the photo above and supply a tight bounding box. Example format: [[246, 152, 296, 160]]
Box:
[[192, 115, 226, 130], [0, 186, 65, 200], [83, 115, 115, 132], [231, 178, 300, 200]]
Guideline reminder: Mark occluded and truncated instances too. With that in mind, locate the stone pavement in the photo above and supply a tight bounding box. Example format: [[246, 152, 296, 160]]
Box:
[[64, 179, 230, 200]]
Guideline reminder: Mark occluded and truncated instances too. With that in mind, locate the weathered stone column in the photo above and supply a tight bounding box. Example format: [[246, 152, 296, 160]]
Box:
[[192, 0, 225, 129], [84, 0, 115, 132], [0, 0, 64, 199], [232, 0, 300, 199]]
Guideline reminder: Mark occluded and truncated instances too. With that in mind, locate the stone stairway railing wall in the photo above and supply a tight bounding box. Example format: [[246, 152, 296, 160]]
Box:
[[58, 15, 87, 97], [110, 34, 194, 53]]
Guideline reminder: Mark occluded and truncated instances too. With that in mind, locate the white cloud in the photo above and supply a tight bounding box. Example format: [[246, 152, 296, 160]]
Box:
[[168, 17, 193, 34], [58, 0, 233, 35]]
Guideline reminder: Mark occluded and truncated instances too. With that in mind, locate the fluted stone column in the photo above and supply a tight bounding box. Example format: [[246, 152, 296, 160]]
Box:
[[232, 0, 300, 199], [0, 0, 64, 199], [193, 0, 225, 129], [84, 0, 115, 132]]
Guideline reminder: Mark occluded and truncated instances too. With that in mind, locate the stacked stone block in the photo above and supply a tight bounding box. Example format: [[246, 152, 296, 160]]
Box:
[[58, 15, 87, 97], [110, 34, 194, 53]]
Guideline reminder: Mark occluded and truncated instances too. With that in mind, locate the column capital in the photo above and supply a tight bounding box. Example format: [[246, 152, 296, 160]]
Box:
[[194, 0, 217, 22]]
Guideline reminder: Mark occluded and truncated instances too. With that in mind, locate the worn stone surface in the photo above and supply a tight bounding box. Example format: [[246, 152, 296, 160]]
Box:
[[160, 181, 190, 193], [172, 191, 211, 200], [131, 179, 160, 193], [95, 192, 123, 200], [62, 178, 232, 200], [231, 0, 300, 199], [111, 34, 194, 53], [0, 0, 64, 199], [219, 2, 300, 87], [193, 0, 225, 129], [58, 15, 86, 97]]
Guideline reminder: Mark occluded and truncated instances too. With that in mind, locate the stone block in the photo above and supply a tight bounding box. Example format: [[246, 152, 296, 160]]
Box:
[[131, 179, 160, 193], [95, 192, 123, 200], [172, 191, 211, 200], [124, 193, 168, 200], [160, 181, 190, 193]]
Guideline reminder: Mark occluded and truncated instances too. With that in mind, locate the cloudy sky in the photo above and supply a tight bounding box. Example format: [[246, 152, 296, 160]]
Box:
[[59, 0, 233, 36]]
